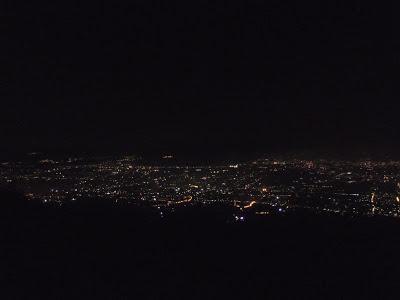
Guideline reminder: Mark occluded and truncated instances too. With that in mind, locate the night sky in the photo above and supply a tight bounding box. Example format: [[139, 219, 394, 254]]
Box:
[[2, 1, 395, 158]]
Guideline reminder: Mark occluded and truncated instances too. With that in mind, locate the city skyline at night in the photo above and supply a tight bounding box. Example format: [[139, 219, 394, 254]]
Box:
[[1, 1, 397, 298]]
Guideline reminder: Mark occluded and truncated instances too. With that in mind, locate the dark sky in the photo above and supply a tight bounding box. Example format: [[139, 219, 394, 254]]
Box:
[[1, 1, 396, 157]]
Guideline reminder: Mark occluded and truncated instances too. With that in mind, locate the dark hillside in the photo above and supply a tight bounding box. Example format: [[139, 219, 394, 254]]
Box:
[[1, 190, 400, 299]]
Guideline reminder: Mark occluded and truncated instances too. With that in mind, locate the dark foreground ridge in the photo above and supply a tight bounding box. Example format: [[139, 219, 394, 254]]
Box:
[[1, 190, 400, 299]]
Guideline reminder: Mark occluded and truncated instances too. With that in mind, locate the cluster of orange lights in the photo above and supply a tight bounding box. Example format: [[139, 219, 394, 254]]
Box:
[[243, 201, 257, 209], [168, 195, 192, 205]]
